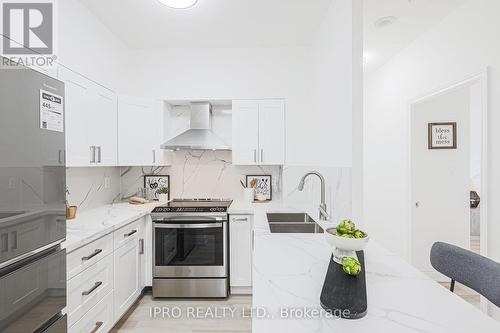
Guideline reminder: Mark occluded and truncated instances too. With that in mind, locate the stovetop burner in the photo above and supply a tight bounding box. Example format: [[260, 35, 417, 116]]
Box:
[[152, 198, 233, 213]]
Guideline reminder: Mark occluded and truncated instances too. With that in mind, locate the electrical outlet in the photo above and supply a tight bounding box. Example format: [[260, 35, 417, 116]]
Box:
[[104, 177, 111, 189], [8, 178, 16, 189]]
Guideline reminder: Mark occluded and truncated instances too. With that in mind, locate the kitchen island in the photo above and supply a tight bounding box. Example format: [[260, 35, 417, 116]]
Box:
[[237, 203, 500, 333]]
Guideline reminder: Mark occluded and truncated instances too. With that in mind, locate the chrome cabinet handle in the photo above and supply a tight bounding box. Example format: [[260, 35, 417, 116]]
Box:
[[90, 146, 96, 163], [139, 238, 144, 254], [261, 149, 264, 163], [90, 321, 104, 333], [124, 230, 137, 238], [58, 150, 63, 164], [232, 218, 248, 222], [252, 230, 255, 251], [152, 150, 156, 164], [254, 149, 257, 163], [97, 146, 102, 163], [82, 249, 102, 261], [82, 281, 102, 296]]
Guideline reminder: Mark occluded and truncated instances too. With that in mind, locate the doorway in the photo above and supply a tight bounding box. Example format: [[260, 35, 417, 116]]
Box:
[[409, 72, 487, 281]]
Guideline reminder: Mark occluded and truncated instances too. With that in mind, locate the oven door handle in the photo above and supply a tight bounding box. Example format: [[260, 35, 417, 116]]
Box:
[[155, 223, 223, 229]]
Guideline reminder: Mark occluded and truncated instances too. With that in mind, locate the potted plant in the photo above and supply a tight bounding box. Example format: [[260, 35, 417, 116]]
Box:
[[157, 186, 169, 203]]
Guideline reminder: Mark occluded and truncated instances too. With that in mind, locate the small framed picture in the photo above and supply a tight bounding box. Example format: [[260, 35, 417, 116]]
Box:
[[246, 175, 272, 201], [144, 175, 170, 201], [428, 122, 457, 149]]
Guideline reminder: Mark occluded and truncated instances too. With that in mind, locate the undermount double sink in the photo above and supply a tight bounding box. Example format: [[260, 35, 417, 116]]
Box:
[[267, 213, 324, 234]]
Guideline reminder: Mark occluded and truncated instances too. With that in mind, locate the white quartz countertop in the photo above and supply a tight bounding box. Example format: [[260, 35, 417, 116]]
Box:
[[250, 204, 500, 332], [63, 202, 160, 253]]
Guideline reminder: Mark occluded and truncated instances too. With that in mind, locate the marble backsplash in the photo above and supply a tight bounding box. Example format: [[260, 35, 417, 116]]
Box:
[[67, 151, 352, 222], [120, 151, 282, 201], [66, 167, 121, 211]]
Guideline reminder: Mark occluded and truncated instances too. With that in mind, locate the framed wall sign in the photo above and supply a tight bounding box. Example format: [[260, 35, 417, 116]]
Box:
[[144, 175, 170, 201], [428, 122, 457, 149], [246, 175, 272, 201]]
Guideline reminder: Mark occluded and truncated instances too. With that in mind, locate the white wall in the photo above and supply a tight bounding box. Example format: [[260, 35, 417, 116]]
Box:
[[58, 0, 131, 91], [364, 0, 500, 318], [127, 0, 361, 169], [127, 46, 316, 166], [311, 0, 363, 222]]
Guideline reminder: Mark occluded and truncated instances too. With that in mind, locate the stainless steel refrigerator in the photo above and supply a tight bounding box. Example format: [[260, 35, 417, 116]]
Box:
[[0, 60, 67, 332]]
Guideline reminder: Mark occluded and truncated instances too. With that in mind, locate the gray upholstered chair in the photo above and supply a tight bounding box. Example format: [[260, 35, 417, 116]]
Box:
[[430, 241, 500, 307]]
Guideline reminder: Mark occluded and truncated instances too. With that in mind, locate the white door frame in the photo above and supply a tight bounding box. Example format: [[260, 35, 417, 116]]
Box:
[[407, 69, 489, 309]]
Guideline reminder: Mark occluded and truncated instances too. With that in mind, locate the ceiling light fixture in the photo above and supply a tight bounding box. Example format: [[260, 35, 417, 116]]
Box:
[[157, 0, 198, 9], [374, 16, 397, 29]]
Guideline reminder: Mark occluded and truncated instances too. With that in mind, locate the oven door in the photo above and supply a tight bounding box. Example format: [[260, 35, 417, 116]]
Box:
[[154, 217, 227, 278]]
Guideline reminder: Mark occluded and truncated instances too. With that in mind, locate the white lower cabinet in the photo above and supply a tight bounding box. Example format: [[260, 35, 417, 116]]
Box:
[[69, 291, 114, 333], [113, 232, 140, 321], [229, 215, 254, 294], [67, 254, 113, 326], [67, 216, 149, 332]]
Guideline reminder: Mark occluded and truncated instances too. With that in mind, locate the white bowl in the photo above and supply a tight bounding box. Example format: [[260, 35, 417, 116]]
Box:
[[324, 227, 369, 263]]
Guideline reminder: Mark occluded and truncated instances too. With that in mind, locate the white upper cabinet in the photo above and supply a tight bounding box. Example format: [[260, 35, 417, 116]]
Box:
[[59, 68, 118, 167], [232, 100, 259, 165], [118, 95, 168, 166], [232, 99, 285, 165], [91, 86, 118, 166], [60, 69, 92, 167], [258, 100, 286, 165]]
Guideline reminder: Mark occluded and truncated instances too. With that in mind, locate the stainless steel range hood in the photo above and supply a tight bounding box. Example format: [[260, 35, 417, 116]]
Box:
[[161, 102, 231, 151]]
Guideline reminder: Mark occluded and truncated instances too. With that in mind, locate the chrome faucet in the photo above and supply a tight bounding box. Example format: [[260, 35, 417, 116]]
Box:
[[298, 171, 329, 221]]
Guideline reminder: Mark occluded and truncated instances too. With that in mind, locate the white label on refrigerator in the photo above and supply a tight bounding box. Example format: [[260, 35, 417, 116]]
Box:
[[40, 89, 64, 132]]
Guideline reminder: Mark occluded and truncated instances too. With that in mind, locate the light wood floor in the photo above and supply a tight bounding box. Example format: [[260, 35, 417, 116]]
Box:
[[438, 281, 481, 308], [111, 294, 252, 333], [470, 235, 480, 254]]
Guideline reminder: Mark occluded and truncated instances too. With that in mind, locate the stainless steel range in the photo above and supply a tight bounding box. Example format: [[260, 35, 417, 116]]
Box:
[[151, 199, 232, 298]]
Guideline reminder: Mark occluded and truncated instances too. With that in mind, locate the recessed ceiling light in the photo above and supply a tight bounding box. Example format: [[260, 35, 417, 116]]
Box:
[[157, 0, 198, 9], [374, 16, 397, 29]]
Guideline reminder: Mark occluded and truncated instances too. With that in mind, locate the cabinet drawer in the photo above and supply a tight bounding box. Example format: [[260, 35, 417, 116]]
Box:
[[67, 253, 113, 327], [67, 233, 113, 279], [114, 219, 141, 250], [69, 290, 113, 333]]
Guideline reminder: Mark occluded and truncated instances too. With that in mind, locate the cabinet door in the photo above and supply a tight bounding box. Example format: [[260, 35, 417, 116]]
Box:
[[113, 237, 140, 322], [59, 69, 93, 167], [258, 100, 285, 165], [232, 101, 259, 165], [229, 215, 253, 291], [118, 95, 160, 166], [91, 85, 117, 166]]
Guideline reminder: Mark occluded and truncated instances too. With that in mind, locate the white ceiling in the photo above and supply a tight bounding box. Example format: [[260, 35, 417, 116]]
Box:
[[79, 0, 333, 49], [364, 0, 466, 72]]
